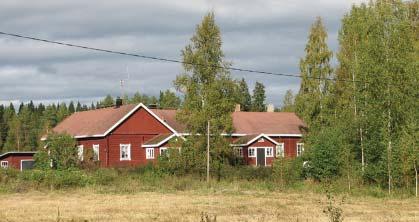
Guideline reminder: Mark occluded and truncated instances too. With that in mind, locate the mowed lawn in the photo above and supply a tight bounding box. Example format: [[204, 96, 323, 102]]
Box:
[[0, 190, 418, 222]]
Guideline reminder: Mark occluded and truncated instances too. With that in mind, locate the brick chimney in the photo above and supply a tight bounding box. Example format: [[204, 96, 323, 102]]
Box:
[[267, 104, 275, 112], [235, 104, 241, 112]]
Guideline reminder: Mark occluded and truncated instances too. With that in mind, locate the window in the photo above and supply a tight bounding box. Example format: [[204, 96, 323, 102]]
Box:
[[266, 147, 274, 157], [77, 145, 84, 161], [1, 161, 8, 169], [146, 148, 155, 159], [160, 147, 168, 157], [120, 144, 131, 160], [93, 144, 100, 161], [297, 143, 304, 157], [234, 147, 243, 157], [276, 143, 285, 157], [248, 148, 256, 157], [258, 138, 265, 142]]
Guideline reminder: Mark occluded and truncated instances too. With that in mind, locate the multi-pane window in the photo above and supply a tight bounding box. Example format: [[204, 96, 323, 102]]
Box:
[[146, 148, 155, 159], [235, 147, 243, 157], [120, 144, 131, 160], [160, 147, 168, 157], [297, 143, 304, 157], [248, 148, 256, 157], [1, 161, 8, 169], [93, 144, 100, 161], [77, 145, 84, 161], [266, 147, 274, 157], [276, 143, 285, 157]]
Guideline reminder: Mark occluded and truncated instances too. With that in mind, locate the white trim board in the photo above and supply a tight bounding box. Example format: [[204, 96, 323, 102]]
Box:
[[232, 134, 279, 147], [20, 159, 35, 171], [142, 134, 176, 148]]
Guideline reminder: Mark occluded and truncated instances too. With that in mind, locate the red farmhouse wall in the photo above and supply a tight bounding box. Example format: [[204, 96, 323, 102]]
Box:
[[76, 107, 172, 167], [0, 154, 35, 170]]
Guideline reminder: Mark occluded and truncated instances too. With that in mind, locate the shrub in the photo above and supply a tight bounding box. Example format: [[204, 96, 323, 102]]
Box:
[[272, 157, 304, 186]]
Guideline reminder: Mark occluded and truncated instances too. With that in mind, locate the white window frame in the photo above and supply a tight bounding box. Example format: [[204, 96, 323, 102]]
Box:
[[297, 143, 304, 157], [20, 160, 35, 171], [266, 147, 274, 157], [159, 147, 168, 156], [276, 143, 285, 157], [77, 145, 84, 161], [93, 144, 100, 161], [258, 138, 265, 142], [234, 147, 243, 157], [1, 161, 8, 169], [146, 148, 155, 159], [120, 144, 131, 161], [248, 147, 256, 157]]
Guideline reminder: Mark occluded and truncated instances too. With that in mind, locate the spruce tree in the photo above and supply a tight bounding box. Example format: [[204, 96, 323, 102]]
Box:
[[251, 82, 266, 112], [238, 78, 252, 111], [295, 17, 333, 127], [68, 101, 75, 114]]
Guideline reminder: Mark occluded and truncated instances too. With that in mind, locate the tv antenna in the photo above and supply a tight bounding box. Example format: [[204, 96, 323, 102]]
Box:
[[120, 65, 130, 98]]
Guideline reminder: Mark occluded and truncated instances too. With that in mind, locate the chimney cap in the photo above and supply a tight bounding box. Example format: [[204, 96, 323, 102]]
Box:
[[235, 104, 241, 112], [267, 104, 275, 112], [115, 97, 123, 108]]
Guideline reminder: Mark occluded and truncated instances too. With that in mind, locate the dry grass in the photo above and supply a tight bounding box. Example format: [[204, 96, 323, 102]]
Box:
[[0, 189, 417, 222]]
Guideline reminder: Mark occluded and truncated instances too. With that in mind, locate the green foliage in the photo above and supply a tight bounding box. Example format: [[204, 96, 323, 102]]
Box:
[[306, 127, 346, 181], [99, 94, 115, 107], [295, 16, 333, 128], [34, 150, 51, 170], [173, 12, 237, 179], [251, 82, 266, 112], [272, 157, 304, 186], [238, 78, 252, 111], [322, 190, 345, 222], [280, 89, 295, 112], [158, 90, 181, 109], [43, 133, 79, 170]]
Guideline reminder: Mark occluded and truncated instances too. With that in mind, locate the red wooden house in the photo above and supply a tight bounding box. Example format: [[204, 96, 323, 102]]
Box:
[[0, 151, 36, 171], [46, 103, 305, 167]]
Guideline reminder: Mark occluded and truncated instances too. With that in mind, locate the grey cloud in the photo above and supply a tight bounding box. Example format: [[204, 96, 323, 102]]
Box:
[[0, 0, 364, 106]]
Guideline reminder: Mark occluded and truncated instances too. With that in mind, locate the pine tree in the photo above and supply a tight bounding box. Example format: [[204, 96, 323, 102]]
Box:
[[174, 12, 237, 178], [251, 82, 266, 112], [295, 17, 333, 128], [238, 78, 252, 111]]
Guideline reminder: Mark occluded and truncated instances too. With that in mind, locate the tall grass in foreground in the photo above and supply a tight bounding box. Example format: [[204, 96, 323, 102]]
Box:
[[0, 166, 414, 199]]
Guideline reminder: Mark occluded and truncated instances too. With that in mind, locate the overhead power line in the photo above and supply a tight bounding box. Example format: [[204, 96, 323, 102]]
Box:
[[0, 31, 357, 83]]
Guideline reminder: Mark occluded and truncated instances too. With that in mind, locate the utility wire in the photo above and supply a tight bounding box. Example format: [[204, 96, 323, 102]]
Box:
[[0, 31, 358, 83]]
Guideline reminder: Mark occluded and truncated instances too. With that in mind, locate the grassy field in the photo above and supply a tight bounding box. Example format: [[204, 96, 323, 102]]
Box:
[[0, 188, 418, 222]]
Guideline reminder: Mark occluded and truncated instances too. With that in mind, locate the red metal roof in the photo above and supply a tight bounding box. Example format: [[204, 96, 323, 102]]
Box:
[[51, 103, 305, 138]]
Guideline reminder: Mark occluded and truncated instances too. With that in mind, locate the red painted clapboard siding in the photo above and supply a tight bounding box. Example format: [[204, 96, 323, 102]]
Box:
[[1, 155, 34, 170], [245, 138, 276, 166], [77, 137, 108, 167], [76, 107, 172, 167], [112, 108, 172, 135]]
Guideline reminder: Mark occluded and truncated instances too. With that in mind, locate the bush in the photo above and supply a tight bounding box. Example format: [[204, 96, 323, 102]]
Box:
[[272, 157, 304, 186]]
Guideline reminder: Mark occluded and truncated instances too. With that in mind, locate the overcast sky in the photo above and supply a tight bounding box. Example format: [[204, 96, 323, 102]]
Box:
[[0, 0, 365, 107]]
